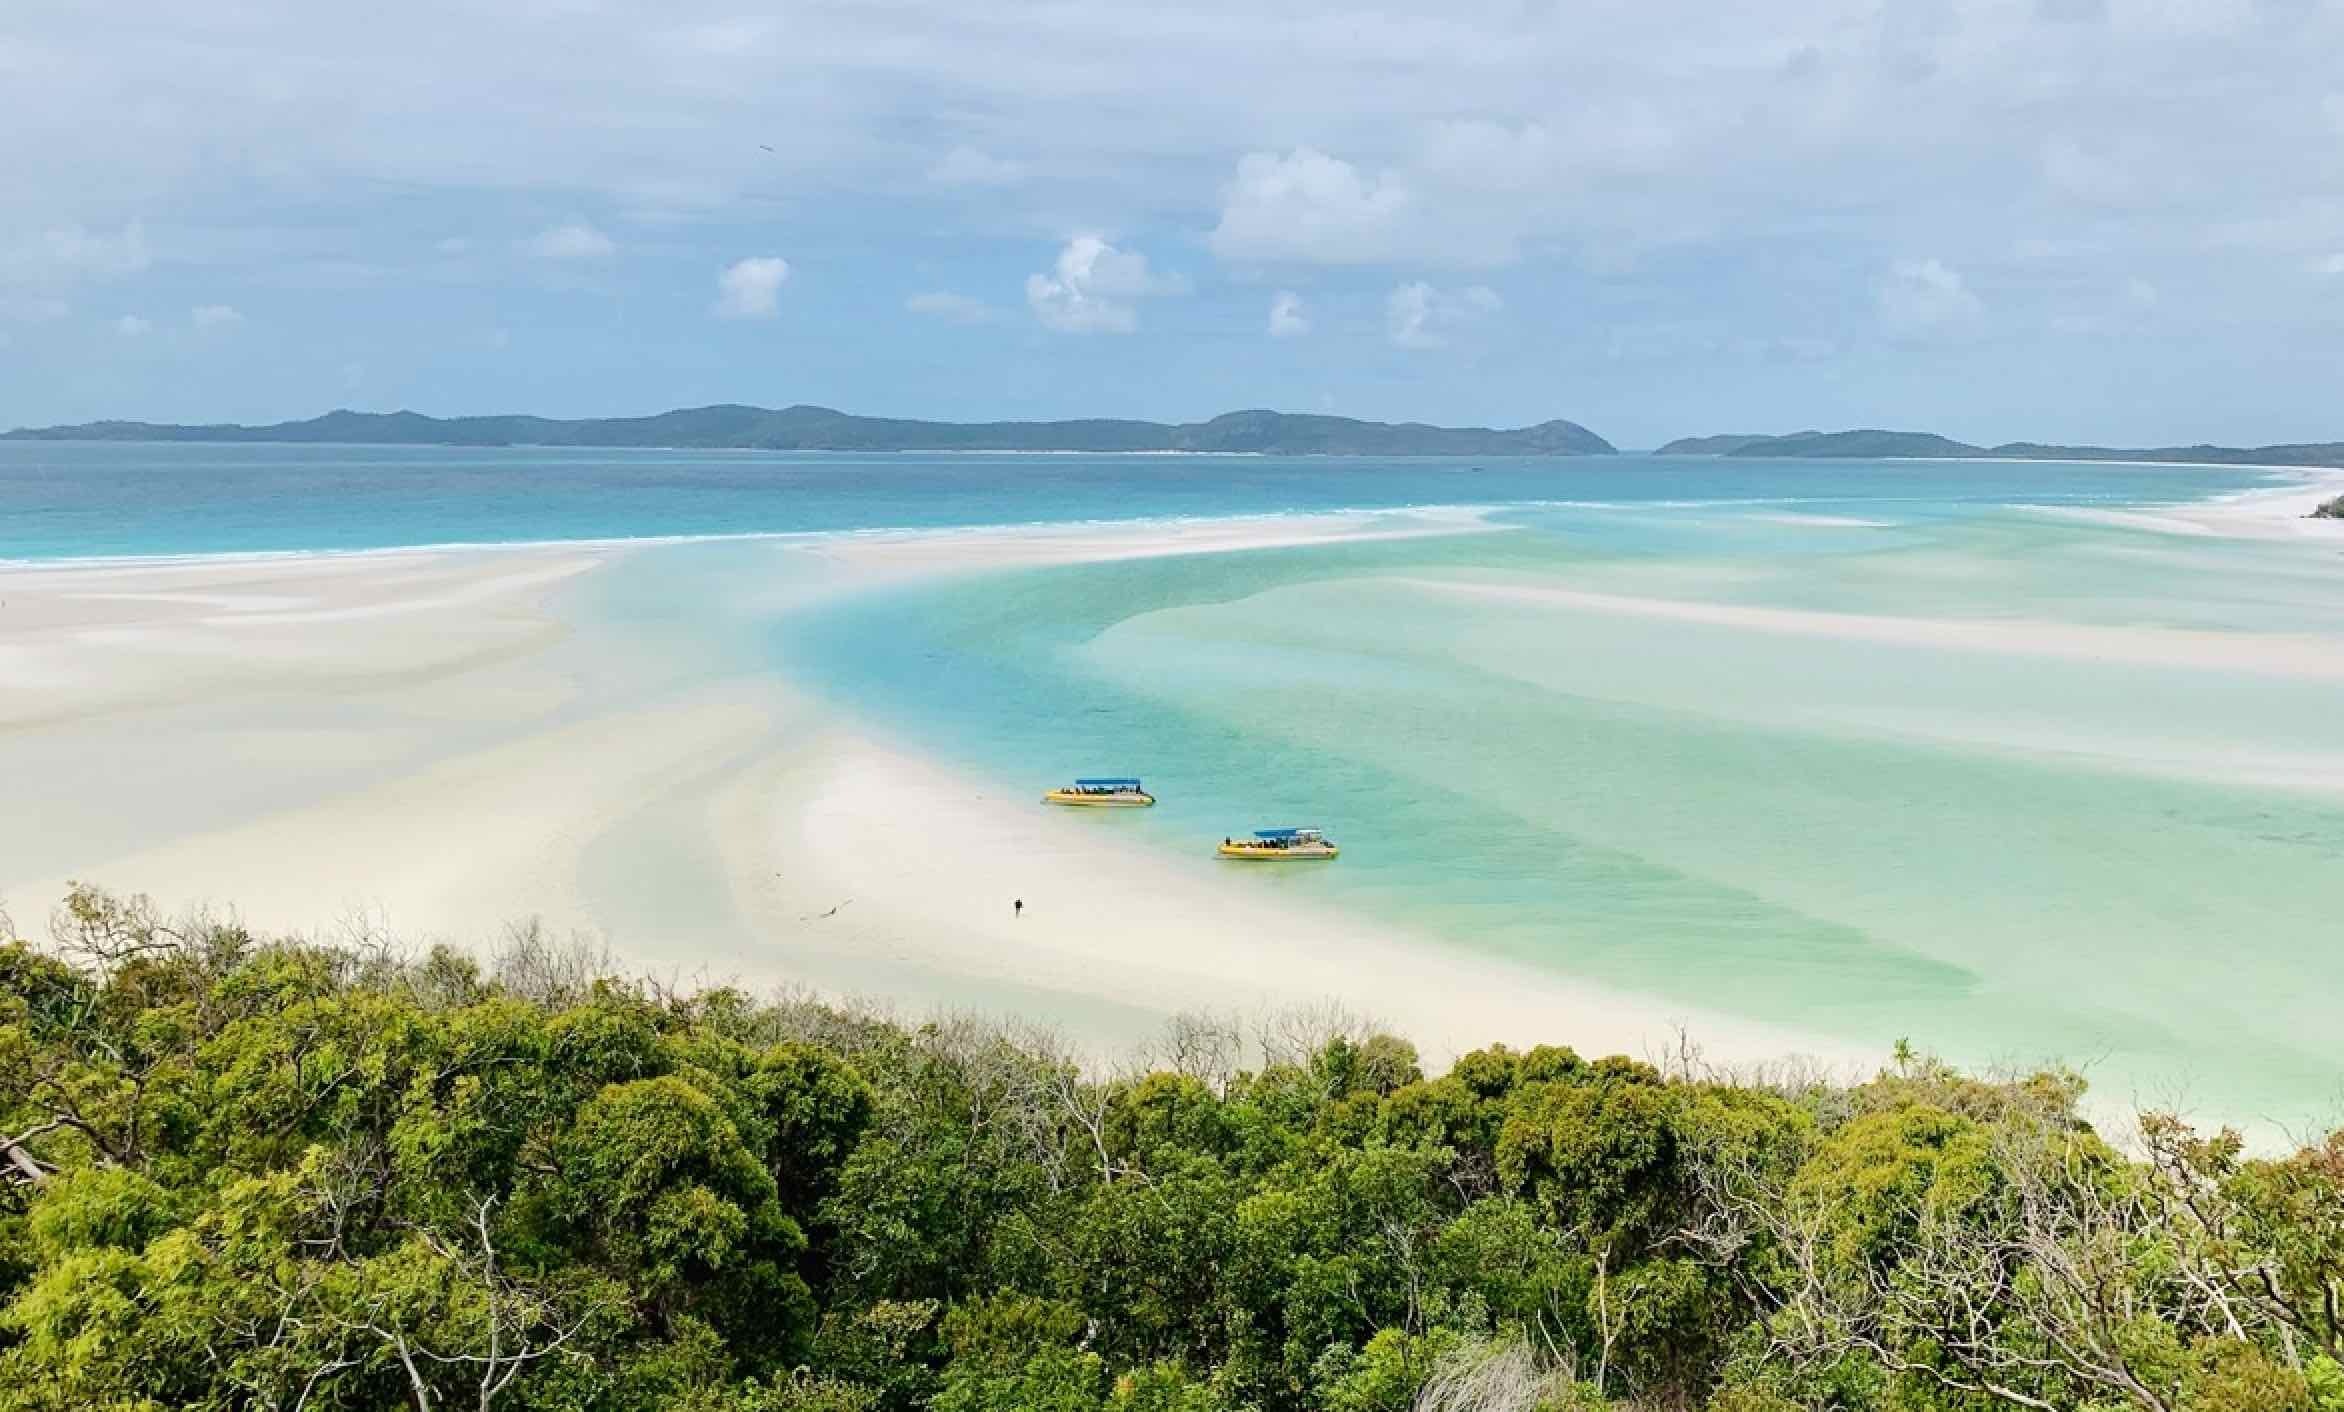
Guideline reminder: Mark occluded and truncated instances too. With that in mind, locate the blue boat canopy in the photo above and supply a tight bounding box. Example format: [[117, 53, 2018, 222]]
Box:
[[1074, 777, 1143, 789], [1253, 827, 1321, 839]]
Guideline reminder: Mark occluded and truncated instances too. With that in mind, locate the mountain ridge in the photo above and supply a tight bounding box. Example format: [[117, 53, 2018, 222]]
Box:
[[1, 404, 1617, 456], [1656, 427, 2344, 467]]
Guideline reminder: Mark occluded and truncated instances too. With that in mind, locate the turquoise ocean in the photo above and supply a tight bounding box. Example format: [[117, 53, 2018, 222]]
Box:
[[8, 442, 2342, 1122]]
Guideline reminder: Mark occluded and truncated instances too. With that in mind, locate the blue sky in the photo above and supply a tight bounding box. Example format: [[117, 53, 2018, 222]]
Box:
[[5, 0, 2343, 448]]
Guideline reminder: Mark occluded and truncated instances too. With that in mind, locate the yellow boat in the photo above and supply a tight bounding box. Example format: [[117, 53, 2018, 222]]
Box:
[[1044, 777, 1155, 807], [1218, 827, 1339, 860]]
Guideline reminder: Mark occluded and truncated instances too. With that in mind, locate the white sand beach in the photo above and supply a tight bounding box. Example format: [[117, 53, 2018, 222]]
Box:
[[2029, 468, 2344, 539], [0, 510, 1855, 1074], [7, 481, 2337, 1097]]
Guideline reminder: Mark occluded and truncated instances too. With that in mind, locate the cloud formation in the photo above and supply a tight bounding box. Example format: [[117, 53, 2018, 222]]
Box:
[[11, 0, 2344, 438], [1025, 234, 1181, 334], [1386, 282, 1500, 349], [1267, 291, 1308, 338], [114, 314, 152, 337], [2, 224, 150, 322], [191, 303, 242, 328], [522, 224, 616, 260], [1210, 149, 1413, 265], [928, 147, 1023, 187], [714, 256, 789, 319], [1877, 258, 1982, 336]]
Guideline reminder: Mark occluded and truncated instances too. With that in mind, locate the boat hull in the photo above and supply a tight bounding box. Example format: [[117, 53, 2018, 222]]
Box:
[[1044, 792, 1155, 807], [1217, 844, 1339, 860]]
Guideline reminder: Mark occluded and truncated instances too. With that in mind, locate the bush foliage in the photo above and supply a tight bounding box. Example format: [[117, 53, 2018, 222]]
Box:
[[3, 886, 2341, 1411]]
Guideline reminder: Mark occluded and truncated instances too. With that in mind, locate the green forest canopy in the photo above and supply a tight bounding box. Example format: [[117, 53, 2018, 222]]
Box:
[[4, 885, 2342, 1412]]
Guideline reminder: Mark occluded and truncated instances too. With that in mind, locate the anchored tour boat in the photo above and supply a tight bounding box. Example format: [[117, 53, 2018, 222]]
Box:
[[1217, 827, 1339, 861], [1043, 777, 1156, 807]]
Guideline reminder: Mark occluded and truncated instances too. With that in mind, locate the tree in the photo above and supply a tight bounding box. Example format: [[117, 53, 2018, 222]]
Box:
[[547, 1075, 814, 1368], [7, 887, 2344, 1412]]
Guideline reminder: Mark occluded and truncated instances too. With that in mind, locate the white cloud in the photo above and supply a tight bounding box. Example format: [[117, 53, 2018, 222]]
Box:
[[1267, 290, 1308, 338], [435, 236, 471, 255], [1209, 148, 1414, 266], [191, 303, 243, 328], [1386, 285, 1435, 347], [114, 314, 152, 336], [714, 256, 790, 319], [1025, 234, 1181, 334], [928, 146, 1022, 187], [1, 221, 149, 287], [2314, 253, 2344, 276], [1877, 258, 1982, 334], [521, 223, 615, 260], [49, 223, 150, 278], [1385, 281, 1500, 348], [906, 291, 994, 323], [16, 0, 2344, 432], [1208, 142, 1549, 268]]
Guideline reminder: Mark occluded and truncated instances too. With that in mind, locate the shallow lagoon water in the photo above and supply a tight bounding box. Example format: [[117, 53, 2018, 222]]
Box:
[[8, 442, 2341, 1123], [782, 489, 2344, 1124]]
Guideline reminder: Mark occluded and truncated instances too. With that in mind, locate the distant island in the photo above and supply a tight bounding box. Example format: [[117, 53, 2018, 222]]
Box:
[[19, 407, 2344, 470], [1656, 427, 2344, 467], [0, 404, 1617, 457]]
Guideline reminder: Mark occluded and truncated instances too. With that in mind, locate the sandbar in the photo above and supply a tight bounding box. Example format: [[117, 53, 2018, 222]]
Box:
[[0, 509, 1856, 1076]]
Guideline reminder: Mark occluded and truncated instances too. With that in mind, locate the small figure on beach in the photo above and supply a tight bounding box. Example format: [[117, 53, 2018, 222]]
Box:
[[1014, 898, 1024, 919]]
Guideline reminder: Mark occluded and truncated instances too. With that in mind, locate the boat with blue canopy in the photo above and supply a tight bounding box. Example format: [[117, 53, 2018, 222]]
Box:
[[1217, 826, 1339, 860], [1043, 777, 1155, 807]]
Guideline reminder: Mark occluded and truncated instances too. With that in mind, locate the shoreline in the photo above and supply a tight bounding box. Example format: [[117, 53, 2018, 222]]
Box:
[[734, 713, 1872, 1075], [0, 503, 1510, 572], [0, 508, 1868, 1081], [4, 489, 2338, 1124], [5, 457, 2334, 570], [2006, 470, 2344, 540]]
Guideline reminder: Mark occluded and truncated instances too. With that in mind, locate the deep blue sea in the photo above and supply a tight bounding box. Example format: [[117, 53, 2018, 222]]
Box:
[[0, 441, 2289, 559]]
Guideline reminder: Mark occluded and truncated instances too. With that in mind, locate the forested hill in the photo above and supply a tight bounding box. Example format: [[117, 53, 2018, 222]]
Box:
[[1658, 427, 2344, 466], [0, 405, 1617, 456], [1662, 430, 1983, 459], [6, 885, 2342, 1412], [1647, 433, 1798, 456]]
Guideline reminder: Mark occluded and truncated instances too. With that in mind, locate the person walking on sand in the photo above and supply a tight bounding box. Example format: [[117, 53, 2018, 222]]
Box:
[[1014, 898, 1023, 919]]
